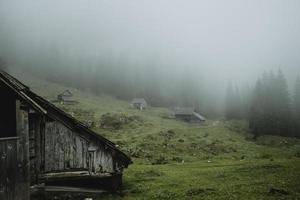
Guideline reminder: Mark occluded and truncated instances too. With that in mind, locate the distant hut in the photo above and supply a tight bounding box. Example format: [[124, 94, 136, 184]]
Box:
[[57, 90, 76, 104], [174, 107, 206, 122], [130, 98, 147, 110], [0, 70, 131, 199]]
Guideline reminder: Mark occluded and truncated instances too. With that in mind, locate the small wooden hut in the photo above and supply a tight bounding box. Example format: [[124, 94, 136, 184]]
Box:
[[174, 107, 206, 122], [0, 70, 132, 199], [57, 90, 76, 104], [130, 98, 147, 110]]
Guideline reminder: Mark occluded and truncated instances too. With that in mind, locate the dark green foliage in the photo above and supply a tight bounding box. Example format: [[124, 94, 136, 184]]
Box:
[[100, 112, 143, 130], [249, 70, 291, 137], [268, 187, 289, 196]]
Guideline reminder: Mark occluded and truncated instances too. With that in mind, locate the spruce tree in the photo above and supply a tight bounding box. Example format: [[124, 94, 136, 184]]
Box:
[[294, 76, 300, 136], [274, 70, 291, 136], [249, 79, 264, 138], [249, 70, 291, 137]]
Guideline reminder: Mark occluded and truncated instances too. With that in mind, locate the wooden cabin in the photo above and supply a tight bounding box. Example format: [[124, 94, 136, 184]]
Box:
[[57, 90, 76, 104], [0, 71, 132, 200], [130, 98, 147, 110], [174, 107, 206, 122]]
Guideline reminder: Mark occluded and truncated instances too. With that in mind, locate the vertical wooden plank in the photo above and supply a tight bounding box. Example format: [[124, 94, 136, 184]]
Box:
[[0, 139, 20, 200], [29, 113, 36, 185], [28, 113, 43, 185], [6, 140, 17, 200], [0, 140, 7, 199], [15, 100, 30, 200], [34, 115, 41, 183], [40, 117, 46, 174]]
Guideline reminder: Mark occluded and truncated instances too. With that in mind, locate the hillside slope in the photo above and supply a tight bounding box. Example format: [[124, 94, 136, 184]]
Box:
[[12, 69, 300, 200]]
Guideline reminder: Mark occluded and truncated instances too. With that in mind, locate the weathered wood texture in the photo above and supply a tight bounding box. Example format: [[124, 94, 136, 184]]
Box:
[[90, 141, 115, 173], [45, 121, 89, 172], [16, 100, 30, 200], [0, 70, 131, 199], [0, 138, 19, 200], [29, 113, 44, 185], [0, 134, 30, 200], [44, 121, 116, 174]]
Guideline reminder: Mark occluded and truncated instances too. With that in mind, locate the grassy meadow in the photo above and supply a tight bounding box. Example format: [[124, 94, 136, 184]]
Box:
[[14, 71, 300, 200]]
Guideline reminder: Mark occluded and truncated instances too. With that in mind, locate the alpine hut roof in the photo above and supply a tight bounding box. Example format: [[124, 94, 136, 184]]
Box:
[[174, 107, 206, 121], [0, 70, 132, 167], [59, 90, 73, 97]]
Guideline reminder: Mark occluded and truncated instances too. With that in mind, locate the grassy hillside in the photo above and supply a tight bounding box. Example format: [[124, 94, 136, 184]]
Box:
[[12, 70, 300, 200]]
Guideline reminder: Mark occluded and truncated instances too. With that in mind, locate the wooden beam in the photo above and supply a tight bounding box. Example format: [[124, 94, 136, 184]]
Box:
[[0, 137, 19, 141]]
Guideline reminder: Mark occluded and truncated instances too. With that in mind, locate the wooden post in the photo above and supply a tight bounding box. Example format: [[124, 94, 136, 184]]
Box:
[[15, 100, 30, 200]]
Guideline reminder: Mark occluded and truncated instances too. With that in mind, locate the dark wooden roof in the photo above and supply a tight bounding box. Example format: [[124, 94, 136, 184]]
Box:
[[192, 112, 206, 121], [59, 90, 73, 97], [0, 70, 132, 167], [174, 107, 206, 121]]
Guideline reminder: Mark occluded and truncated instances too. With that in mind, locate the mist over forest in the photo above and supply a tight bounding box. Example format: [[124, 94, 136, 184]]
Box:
[[2, 1, 300, 199], [0, 0, 299, 119]]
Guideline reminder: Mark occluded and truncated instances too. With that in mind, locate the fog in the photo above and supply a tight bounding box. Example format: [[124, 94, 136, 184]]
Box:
[[0, 0, 300, 115]]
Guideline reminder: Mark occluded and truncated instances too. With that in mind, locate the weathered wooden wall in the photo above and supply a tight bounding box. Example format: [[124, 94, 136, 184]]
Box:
[[44, 121, 116, 174], [16, 100, 30, 200], [89, 141, 115, 174], [0, 100, 30, 200], [0, 138, 19, 200], [29, 112, 44, 185], [45, 121, 89, 172]]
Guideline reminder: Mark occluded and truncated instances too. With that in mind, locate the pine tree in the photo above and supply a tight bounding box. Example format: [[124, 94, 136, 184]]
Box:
[[294, 76, 300, 137], [274, 70, 291, 136], [249, 70, 292, 137], [249, 79, 265, 138]]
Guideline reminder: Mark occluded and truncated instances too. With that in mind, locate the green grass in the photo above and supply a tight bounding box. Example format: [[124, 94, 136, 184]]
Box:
[[13, 70, 300, 200]]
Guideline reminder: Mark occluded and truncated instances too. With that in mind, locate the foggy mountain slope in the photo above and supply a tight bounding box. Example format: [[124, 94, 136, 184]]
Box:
[[1, 0, 300, 118], [12, 68, 300, 200], [1, 0, 300, 199], [11, 68, 300, 158], [9, 68, 129, 114]]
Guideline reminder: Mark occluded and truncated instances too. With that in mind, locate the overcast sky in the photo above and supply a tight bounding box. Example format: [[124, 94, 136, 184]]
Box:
[[0, 0, 300, 87]]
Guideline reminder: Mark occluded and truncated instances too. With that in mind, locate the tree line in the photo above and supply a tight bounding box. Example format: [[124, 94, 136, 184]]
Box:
[[0, 55, 221, 117], [2, 54, 300, 138], [225, 70, 300, 138]]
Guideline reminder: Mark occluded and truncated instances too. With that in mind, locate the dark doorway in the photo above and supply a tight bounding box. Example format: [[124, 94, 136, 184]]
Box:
[[0, 84, 16, 138]]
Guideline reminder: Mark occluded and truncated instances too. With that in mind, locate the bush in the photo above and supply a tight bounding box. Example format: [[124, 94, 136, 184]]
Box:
[[100, 112, 143, 129]]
